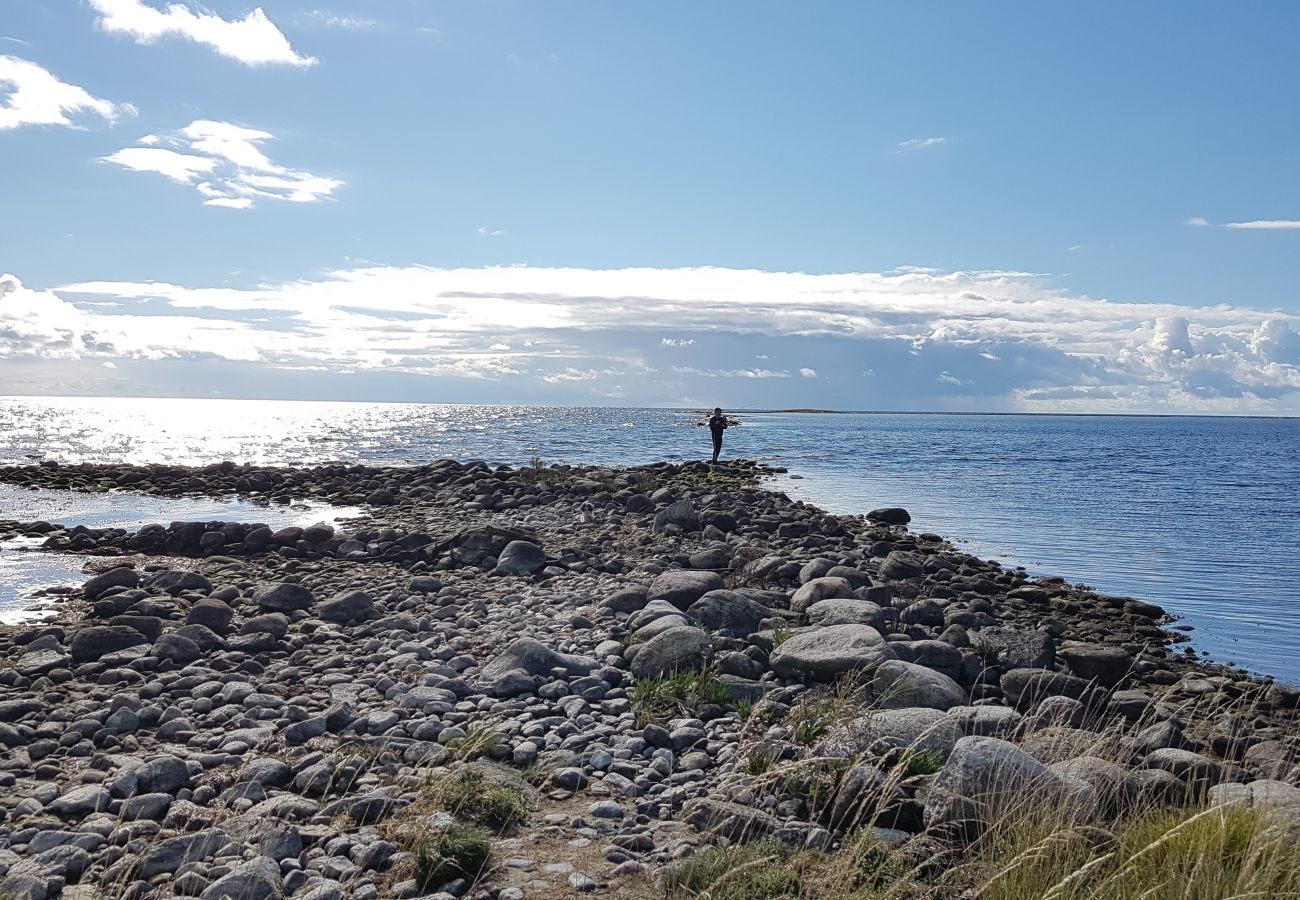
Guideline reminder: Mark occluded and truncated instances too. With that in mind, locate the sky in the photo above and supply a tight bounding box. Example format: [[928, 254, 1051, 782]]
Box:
[[1, 1, 1298, 413]]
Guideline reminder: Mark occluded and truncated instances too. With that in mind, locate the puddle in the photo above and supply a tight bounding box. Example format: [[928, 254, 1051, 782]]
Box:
[[0, 486, 361, 624]]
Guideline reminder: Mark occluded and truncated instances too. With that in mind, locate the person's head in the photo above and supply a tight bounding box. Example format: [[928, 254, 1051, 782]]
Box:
[[713, 407, 722, 415]]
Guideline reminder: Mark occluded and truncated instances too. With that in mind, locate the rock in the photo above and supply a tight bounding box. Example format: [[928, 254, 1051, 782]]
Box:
[[317, 590, 375, 624], [253, 582, 315, 613], [653, 499, 701, 533], [1000, 668, 1094, 710], [144, 569, 213, 595], [1244, 741, 1299, 780], [69, 625, 149, 662], [878, 551, 924, 580], [48, 785, 111, 818], [628, 626, 714, 680], [867, 507, 911, 526], [647, 570, 725, 611], [480, 638, 597, 680], [820, 707, 961, 758], [1144, 748, 1223, 789], [408, 576, 443, 594], [151, 633, 202, 664], [790, 577, 854, 614], [970, 627, 1055, 670], [199, 856, 282, 899], [769, 624, 896, 682], [686, 590, 770, 638], [600, 587, 648, 613], [1209, 779, 1300, 826], [83, 566, 139, 599], [186, 599, 235, 635], [495, 540, 548, 576], [924, 736, 1058, 833], [1049, 757, 1137, 815], [805, 598, 885, 629], [1060, 643, 1134, 687], [137, 754, 192, 793], [682, 798, 781, 842], [241, 613, 289, 638], [890, 639, 963, 679], [871, 659, 967, 711]]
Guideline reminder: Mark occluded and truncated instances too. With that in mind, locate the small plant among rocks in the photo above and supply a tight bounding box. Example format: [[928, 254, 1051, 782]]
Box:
[[429, 769, 530, 830], [895, 748, 947, 778], [410, 823, 492, 890], [632, 669, 732, 726], [662, 839, 809, 899]]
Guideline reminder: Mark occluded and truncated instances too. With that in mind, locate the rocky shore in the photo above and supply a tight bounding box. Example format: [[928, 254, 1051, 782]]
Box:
[[0, 458, 1297, 900]]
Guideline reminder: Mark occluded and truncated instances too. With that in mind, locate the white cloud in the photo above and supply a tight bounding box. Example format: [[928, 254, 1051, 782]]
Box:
[[101, 361, 117, 368], [898, 136, 946, 151], [1223, 220, 1300, 230], [936, 371, 966, 386], [477, 226, 504, 236], [660, 338, 695, 347], [103, 120, 342, 208], [89, 0, 315, 67], [0, 55, 133, 130], [20, 264, 1300, 411], [1185, 216, 1210, 226], [799, 367, 817, 377], [302, 11, 377, 30]]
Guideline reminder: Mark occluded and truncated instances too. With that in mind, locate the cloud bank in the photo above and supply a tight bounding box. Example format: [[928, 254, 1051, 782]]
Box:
[[89, 0, 314, 67], [0, 55, 133, 130], [103, 120, 343, 208], [2, 266, 1298, 412]]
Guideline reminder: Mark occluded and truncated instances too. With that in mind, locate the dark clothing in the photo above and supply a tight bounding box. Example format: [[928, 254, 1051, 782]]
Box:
[[708, 414, 727, 462]]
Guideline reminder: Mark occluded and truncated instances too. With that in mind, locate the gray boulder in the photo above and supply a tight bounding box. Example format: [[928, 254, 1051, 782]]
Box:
[[805, 598, 886, 629], [871, 659, 967, 711], [495, 540, 548, 576], [70, 625, 149, 663], [480, 638, 598, 680], [878, 551, 925, 580], [647, 569, 724, 611], [1000, 668, 1093, 709], [186, 599, 235, 635], [970, 627, 1056, 670], [254, 582, 314, 613], [199, 856, 283, 899], [867, 507, 911, 526], [820, 707, 961, 758], [138, 829, 230, 879], [318, 590, 374, 623], [1060, 643, 1134, 686], [83, 566, 139, 599], [924, 736, 1059, 832], [629, 626, 714, 680], [653, 499, 702, 533], [151, 633, 202, 664], [686, 590, 770, 638], [791, 576, 854, 614], [682, 798, 780, 842], [890, 639, 963, 679], [769, 624, 896, 682]]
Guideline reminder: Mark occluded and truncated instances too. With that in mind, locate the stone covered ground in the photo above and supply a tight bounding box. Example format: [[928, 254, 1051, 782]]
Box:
[[0, 458, 1297, 899]]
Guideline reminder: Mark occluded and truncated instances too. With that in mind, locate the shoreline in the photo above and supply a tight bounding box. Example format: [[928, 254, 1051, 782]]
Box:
[[0, 458, 1297, 898]]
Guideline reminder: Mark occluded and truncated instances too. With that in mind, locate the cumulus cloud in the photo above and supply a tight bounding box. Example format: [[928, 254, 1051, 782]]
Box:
[[12, 264, 1298, 412], [1185, 216, 1210, 227], [89, 0, 315, 67], [0, 55, 134, 130], [898, 136, 946, 151], [660, 338, 695, 348], [103, 120, 342, 208], [799, 367, 817, 378]]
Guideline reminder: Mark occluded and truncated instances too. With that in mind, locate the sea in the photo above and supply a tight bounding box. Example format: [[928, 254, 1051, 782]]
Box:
[[1, 396, 1296, 683]]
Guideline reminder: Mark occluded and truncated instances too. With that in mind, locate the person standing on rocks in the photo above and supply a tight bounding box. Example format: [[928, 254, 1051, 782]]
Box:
[[707, 407, 728, 464]]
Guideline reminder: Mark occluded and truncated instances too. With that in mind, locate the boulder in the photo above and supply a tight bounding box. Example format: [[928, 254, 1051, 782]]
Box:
[[682, 798, 781, 842], [653, 499, 702, 533], [186, 599, 235, 635], [1060, 643, 1134, 687], [480, 638, 598, 680], [790, 577, 854, 614], [495, 540, 548, 576], [871, 659, 967, 711], [769, 624, 896, 682], [69, 625, 150, 663], [924, 736, 1060, 833], [867, 507, 911, 526], [199, 856, 283, 899], [686, 590, 771, 638], [1000, 668, 1093, 710], [253, 582, 315, 613], [878, 551, 924, 580], [805, 598, 886, 629], [890, 639, 963, 680], [83, 566, 139, 599], [970, 627, 1055, 670], [318, 590, 375, 624], [151, 633, 202, 664], [629, 626, 714, 680], [820, 707, 961, 758], [647, 570, 725, 611], [144, 570, 213, 596]]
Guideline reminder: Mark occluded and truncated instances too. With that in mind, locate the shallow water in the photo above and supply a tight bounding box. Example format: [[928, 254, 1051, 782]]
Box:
[[1, 396, 1296, 681], [0, 485, 359, 623]]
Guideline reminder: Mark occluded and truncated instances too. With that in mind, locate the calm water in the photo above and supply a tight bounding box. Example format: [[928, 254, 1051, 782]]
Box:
[[0, 397, 1296, 682]]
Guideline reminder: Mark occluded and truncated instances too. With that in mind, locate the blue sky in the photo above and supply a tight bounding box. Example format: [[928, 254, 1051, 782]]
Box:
[[2, 1, 1298, 411]]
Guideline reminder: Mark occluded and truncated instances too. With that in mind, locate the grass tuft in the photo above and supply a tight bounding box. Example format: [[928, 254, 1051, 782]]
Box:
[[411, 823, 492, 889], [663, 839, 811, 899], [428, 769, 529, 830], [633, 669, 732, 726]]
